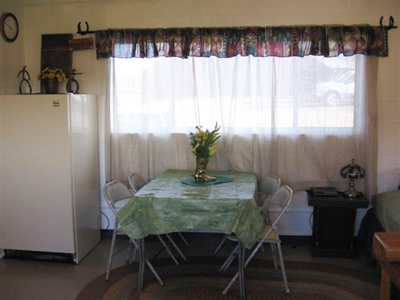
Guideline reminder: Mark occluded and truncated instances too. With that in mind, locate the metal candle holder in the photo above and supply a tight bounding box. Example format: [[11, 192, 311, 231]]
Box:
[[340, 158, 365, 197]]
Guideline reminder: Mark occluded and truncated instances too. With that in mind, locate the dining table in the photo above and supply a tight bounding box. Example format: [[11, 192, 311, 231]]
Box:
[[118, 169, 264, 300]]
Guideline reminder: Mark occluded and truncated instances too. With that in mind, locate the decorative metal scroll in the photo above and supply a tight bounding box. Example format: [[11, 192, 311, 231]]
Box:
[[66, 68, 82, 94], [17, 66, 32, 94]]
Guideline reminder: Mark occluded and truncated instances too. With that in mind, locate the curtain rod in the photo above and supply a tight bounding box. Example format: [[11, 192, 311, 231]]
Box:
[[76, 17, 398, 36]]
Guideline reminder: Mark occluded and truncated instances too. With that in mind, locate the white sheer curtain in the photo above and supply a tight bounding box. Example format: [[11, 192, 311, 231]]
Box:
[[106, 54, 377, 195]]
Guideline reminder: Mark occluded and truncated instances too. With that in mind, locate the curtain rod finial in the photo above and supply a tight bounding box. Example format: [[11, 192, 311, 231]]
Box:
[[380, 16, 398, 30]]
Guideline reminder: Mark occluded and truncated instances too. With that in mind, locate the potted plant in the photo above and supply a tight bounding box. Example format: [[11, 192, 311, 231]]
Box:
[[37, 67, 66, 94]]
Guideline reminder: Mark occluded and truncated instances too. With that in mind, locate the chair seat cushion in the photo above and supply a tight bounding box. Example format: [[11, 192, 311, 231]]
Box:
[[260, 225, 276, 240], [114, 198, 131, 209]]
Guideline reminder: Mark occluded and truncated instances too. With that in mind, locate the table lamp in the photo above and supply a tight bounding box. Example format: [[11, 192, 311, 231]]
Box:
[[340, 158, 365, 197]]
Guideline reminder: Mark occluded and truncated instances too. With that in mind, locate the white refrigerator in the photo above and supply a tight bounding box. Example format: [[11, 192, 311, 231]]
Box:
[[0, 94, 100, 264]]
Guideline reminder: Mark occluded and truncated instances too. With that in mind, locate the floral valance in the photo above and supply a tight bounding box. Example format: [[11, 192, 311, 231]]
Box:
[[95, 25, 388, 59]]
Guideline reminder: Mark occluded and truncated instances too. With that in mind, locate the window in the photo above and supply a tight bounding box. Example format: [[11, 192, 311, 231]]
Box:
[[112, 55, 356, 134], [108, 54, 374, 193]]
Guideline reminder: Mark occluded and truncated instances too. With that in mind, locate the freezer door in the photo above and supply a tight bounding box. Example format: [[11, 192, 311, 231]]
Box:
[[70, 94, 100, 262], [1, 95, 75, 254]]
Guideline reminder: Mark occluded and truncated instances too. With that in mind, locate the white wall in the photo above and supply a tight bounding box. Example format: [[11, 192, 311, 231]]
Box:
[[0, 0, 399, 230], [0, 0, 24, 94]]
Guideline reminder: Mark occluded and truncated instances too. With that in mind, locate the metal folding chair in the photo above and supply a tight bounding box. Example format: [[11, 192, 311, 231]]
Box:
[[221, 185, 293, 295], [128, 173, 188, 260], [257, 175, 281, 211], [214, 175, 281, 255], [103, 180, 183, 283]]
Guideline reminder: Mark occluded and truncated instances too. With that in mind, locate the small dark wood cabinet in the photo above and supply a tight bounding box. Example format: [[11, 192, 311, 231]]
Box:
[[307, 192, 368, 258]]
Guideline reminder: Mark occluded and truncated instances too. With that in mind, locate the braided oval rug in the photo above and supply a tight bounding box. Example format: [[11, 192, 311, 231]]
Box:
[[77, 256, 379, 300]]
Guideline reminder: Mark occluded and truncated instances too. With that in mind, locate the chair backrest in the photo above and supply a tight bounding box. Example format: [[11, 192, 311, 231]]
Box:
[[103, 180, 133, 217], [259, 175, 281, 196], [128, 173, 145, 193], [258, 175, 281, 207], [263, 185, 293, 229]]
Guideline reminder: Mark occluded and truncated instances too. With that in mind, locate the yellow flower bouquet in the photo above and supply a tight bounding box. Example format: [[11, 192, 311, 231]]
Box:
[[189, 123, 221, 159], [189, 123, 221, 182], [37, 67, 66, 82]]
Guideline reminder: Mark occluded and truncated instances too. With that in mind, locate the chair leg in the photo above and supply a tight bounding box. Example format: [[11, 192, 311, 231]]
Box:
[[275, 244, 282, 269], [157, 235, 179, 265], [223, 228, 282, 296], [132, 245, 137, 262], [106, 225, 118, 280], [144, 258, 163, 286], [220, 244, 238, 272], [222, 268, 239, 295], [126, 239, 132, 263], [178, 232, 189, 246], [223, 235, 266, 295], [270, 243, 278, 270], [276, 242, 289, 293], [137, 238, 145, 292], [214, 235, 227, 255], [166, 234, 187, 261]]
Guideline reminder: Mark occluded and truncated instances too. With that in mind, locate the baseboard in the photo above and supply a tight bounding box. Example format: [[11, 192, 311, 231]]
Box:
[[4, 249, 74, 263]]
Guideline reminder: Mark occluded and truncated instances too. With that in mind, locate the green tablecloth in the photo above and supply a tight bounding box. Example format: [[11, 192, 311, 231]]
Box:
[[118, 169, 264, 249]]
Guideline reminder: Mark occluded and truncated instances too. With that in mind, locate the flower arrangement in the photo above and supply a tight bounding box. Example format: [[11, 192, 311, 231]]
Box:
[[189, 123, 221, 159], [37, 67, 66, 82]]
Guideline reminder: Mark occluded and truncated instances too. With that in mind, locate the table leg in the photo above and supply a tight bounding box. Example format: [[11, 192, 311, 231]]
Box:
[[222, 242, 250, 297], [238, 239, 246, 300], [380, 269, 390, 300], [130, 239, 163, 286], [137, 238, 145, 292]]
